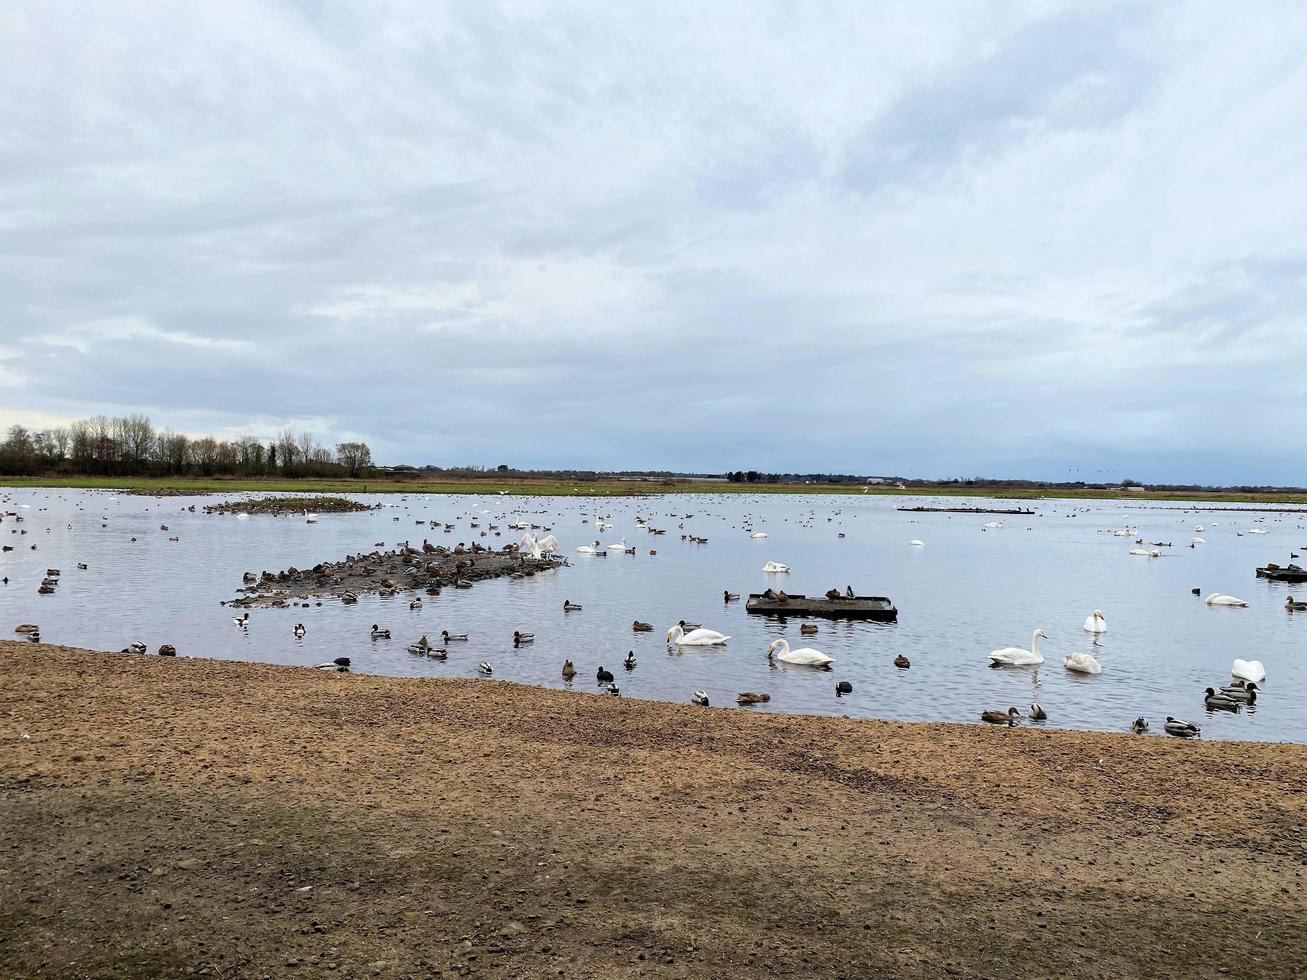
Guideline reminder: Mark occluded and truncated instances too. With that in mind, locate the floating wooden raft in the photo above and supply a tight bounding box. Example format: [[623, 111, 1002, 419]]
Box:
[[896, 506, 1035, 515], [1256, 564, 1307, 582], [745, 593, 898, 621]]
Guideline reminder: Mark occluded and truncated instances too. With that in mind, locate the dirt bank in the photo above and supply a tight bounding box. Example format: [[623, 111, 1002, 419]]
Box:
[[2, 642, 1305, 979]]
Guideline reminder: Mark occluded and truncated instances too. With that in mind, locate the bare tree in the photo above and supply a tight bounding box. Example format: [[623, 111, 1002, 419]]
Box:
[[335, 441, 373, 478]]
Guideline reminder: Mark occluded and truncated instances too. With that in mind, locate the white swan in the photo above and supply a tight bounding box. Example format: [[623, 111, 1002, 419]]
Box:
[[575, 543, 599, 554], [606, 538, 628, 551], [1231, 659, 1266, 683], [983, 521, 1004, 529], [989, 629, 1047, 666], [1248, 528, 1268, 535], [1194, 525, 1205, 532], [1082, 610, 1106, 634], [750, 531, 768, 538], [1129, 549, 1161, 557], [536, 534, 558, 553], [910, 539, 925, 546], [762, 561, 790, 573], [1064, 652, 1102, 674], [666, 624, 730, 645], [767, 638, 834, 667], [1205, 593, 1248, 607], [1190, 537, 1206, 545]]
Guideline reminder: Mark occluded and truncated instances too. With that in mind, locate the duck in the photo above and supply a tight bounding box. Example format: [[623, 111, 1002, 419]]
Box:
[[623, 651, 637, 670], [835, 680, 853, 696], [478, 662, 493, 675], [1028, 703, 1047, 720], [894, 654, 910, 669], [762, 561, 790, 573], [1064, 652, 1103, 675], [315, 661, 349, 672], [736, 692, 771, 706], [678, 620, 702, 630], [1205, 593, 1248, 607], [666, 624, 730, 645], [691, 690, 710, 706], [981, 707, 1019, 726], [1231, 658, 1266, 683], [604, 682, 621, 696], [723, 591, 740, 602], [799, 623, 819, 635], [1131, 717, 1149, 734], [989, 629, 1047, 667], [513, 631, 534, 645], [232, 612, 250, 627], [561, 660, 576, 680], [410, 598, 422, 609], [632, 621, 653, 632], [293, 623, 306, 638], [158, 644, 177, 656], [767, 638, 834, 667], [1220, 682, 1258, 702], [442, 630, 468, 642], [123, 642, 147, 654], [1164, 716, 1200, 737], [1191, 588, 1201, 595], [1285, 596, 1307, 611], [1082, 609, 1107, 634], [596, 666, 615, 683], [1204, 687, 1240, 711], [424, 647, 448, 660], [370, 624, 391, 639], [563, 600, 582, 611]]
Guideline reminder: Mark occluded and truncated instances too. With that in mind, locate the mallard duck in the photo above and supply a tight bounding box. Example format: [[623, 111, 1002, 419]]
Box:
[[604, 682, 620, 696], [563, 600, 582, 611], [678, 620, 702, 631], [632, 621, 653, 632], [513, 631, 534, 645], [1285, 596, 1307, 611], [477, 662, 493, 675], [561, 660, 576, 680], [623, 651, 637, 670], [158, 644, 177, 656], [1131, 717, 1149, 734], [1219, 682, 1257, 702], [691, 690, 710, 706], [835, 680, 852, 696], [736, 692, 771, 706], [123, 642, 147, 654], [1028, 703, 1047, 720], [800, 623, 818, 635], [1164, 716, 1200, 737], [723, 591, 739, 602], [596, 666, 615, 683], [1204, 687, 1239, 711], [894, 654, 910, 669], [410, 598, 422, 609], [370, 624, 391, 639], [293, 624, 306, 638], [981, 707, 1019, 726], [443, 630, 468, 642], [425, 647, 447, 660]]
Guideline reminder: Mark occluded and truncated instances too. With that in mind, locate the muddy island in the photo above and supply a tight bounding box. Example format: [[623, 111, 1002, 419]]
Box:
[[203, 495, 379, 516]]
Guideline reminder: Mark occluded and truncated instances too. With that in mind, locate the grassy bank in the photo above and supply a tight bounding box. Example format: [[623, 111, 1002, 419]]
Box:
[[2, 642, 1305, 978], [6, 473, 1307, 505]]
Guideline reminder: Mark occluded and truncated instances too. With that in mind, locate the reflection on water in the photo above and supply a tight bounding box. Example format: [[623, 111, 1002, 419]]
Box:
[[2, 487, 1305, 743]]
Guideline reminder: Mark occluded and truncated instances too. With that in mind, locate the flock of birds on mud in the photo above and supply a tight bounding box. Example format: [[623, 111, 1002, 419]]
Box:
[[4, 490, 1305, 737]]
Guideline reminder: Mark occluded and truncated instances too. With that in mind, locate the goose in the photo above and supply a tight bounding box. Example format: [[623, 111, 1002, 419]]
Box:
[[293, 623, 306, 638], [233, 612, 250, 627], [1131, 717, 1149, 734], [1204, 687, 1240, 711], [1029, 703, 1047, 720], [1205, 593, 1248, 607], [1285, 596, 1307, 611], [736, 692, 771, 705], [563, 600, 582, 611], [1064, 652, 1103, 675], [596, 666, 615, 683], [690, 690, 710, 706], [767, 638, 834, 667], [762, 561, 790, 573], [561, 660, 576, 680], [667, 624, 730, 645], [894, 654, 910, 669], [1220, 682, 1258, 702], [632, 621, 653, 632], [989, 629, 1047, 667], [158, 644, 177, 656], [513, 631, 534, 645], [1165, 717, 1200, 737], [370, 624, 390, 639], [981, 707, 1020, 726], [835, 680, 853, 696], [1082, 610, 1107, 634], [478, 662, 493, 675], [623, 651, 637, 670], [123, 642, 147, 654], [442, 630, 468, 642], [1230, 658, 1266, 683]]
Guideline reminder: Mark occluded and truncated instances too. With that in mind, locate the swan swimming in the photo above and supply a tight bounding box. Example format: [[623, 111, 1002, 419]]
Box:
[[910, 539, 924, 547], [749, 531, 768, 538], [1230, 659, 1266, 683], [767, 637, 834, 667], [1082, 610, 1106, 633], [1205, 593, 1248, 607], [667, 624, 730, 645], [1064, 652, 1103, 674], [1129, 549, 1161, 557], [989, 629, 1047, 666], [761, 561, 790, 573]]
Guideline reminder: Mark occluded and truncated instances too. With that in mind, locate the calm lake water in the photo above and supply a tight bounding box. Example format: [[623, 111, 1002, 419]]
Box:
[[3, 487, 1305, 742]]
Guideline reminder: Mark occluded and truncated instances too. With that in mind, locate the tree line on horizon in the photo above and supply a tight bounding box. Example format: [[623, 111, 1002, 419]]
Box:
[[0, 416, 373, 479]]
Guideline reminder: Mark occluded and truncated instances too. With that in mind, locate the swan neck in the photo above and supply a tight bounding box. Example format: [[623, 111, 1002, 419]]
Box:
[[1031, 631, 1041, 656]]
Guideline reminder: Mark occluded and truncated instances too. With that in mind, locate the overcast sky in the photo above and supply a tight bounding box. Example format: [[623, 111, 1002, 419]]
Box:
[[3, 1, 1306, 483]]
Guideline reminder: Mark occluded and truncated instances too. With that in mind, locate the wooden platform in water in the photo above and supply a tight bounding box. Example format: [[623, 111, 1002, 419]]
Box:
[[1256, 564, 1307, 582], [745, 593, 898, 621]]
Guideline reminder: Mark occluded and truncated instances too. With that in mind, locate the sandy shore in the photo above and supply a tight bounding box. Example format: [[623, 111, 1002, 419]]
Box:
[[2, 642, 1305, 979]]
